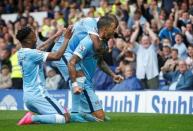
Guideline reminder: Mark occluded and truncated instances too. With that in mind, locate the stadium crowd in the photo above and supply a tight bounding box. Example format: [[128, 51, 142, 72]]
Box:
[[0, 0, 193, 91]]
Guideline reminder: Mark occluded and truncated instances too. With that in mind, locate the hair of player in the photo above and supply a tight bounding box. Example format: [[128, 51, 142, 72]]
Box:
[[16, 26, 32, 43], [97, 14, 119, 30]]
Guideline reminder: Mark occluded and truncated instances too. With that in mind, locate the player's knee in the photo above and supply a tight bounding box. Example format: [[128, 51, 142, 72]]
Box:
[[93, 110, 105, 120]]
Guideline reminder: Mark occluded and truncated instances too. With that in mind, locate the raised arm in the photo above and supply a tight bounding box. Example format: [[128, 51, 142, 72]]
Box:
[[145, 23, 159, 44], [130, 21, 140, 46], [97, 56, 124, 83], [36, 28, 64, 51], [46, 26, 73, 61]]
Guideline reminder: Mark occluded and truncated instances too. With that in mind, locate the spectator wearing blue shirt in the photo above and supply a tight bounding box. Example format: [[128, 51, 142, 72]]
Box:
[[112, 65, 143, 91], [159, 19, 181, 46], [173, 33, 187, 60], [162, 60, 193, 90]]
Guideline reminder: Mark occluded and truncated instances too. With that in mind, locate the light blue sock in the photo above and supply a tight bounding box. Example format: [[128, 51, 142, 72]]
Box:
[[71, 91, 81, 113], [32, 114, 65, 124], [80, 113, 103, 122], [70, 113, 88, 123]]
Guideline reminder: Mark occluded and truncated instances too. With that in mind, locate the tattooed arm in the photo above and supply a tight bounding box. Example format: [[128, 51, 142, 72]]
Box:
[[68, 55, 83, 94], [68, 55, 80, 83], [97, 56, 124, 83]]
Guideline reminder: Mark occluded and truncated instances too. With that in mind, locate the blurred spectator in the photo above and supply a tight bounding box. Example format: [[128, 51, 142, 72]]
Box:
[[183, 23, 193, 45], [68, 4, 84, 25], [161, 48, 179, 73], [9, 45, 23, 89], [45, 66, 61, 90], [127, 9, 147, 29], [112, 64, 143, 91], [0, 41, 12, 69], [103, 38, 115, 66], [185, 45, 193, 70], [87, 6, 97, 17], [162, 60, 193, 90], [116, 46, 136, 67], [0, 65, 12, 89], [96, 0, 111, 16], [142, 0, 160, 23], [177, 11, 191, 29], [173, 33, 187, 60], [112, 38, 126, 65], [159, 19, 181, 46], [41, 17, 52, 37], [158, 39, 172, 71], [54, 11, 66, 27], [161, 0, 174, 16]]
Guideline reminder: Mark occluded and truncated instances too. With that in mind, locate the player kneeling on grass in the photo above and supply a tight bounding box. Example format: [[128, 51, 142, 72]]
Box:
[[17, 26, 72, 125]]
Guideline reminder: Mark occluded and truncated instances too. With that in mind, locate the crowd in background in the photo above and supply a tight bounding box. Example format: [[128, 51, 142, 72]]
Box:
[[0, 0, 193, 91]]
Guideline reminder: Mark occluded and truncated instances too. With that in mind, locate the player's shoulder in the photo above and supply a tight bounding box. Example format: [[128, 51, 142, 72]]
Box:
[[81, 35, 93, 45], [82, 17, 98, 24], [18, 48, 42, 57], [78, 35, 93, 51]]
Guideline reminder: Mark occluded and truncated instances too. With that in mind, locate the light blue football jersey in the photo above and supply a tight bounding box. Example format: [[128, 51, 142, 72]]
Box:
[[18, 48, 48, 96], [73, 35, 99, 81], [52, 17, 99, 54]]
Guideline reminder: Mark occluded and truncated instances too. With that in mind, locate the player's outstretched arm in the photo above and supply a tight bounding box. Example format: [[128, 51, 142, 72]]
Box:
[[97, 57, 124, 83], [46, 25, 73, 61], [37, 28, 65, 51]]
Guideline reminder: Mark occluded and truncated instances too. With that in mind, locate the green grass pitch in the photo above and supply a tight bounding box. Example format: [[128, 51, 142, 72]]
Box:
[[0, 111, 193, 131]]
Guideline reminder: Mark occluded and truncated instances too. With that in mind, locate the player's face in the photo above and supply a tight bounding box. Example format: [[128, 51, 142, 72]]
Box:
[[103, 23, 117, 40]]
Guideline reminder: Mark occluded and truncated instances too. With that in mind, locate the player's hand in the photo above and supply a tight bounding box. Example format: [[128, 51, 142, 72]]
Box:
[[73, 86, 83, 95], [64, 25, 73, 40], [55, 28, 65, 37], [112, 74, 124, 83]]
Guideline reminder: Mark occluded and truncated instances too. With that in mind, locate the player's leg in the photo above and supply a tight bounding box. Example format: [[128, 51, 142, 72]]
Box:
[[69, 77, 89, 122], [81, 88, 105, 121], [18, 93, 69, 125], [79, 79, 105, 121]]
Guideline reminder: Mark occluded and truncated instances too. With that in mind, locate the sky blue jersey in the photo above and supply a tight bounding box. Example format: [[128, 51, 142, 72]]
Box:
[[52, 17, 99, 54], [18, 48, 48, 96], [73, 35, 99, 81]]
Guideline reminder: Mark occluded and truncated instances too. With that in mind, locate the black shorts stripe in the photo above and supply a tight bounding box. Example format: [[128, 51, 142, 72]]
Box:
[[45, 96, 63, 115], [83, 90, 94, 113], [62, 55, 68, 65]]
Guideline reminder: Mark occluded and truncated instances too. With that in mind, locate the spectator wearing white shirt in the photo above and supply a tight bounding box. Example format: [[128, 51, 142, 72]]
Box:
[[130, 22, 159, 89]]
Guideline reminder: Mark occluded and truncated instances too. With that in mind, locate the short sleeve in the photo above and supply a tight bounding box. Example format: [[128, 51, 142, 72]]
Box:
[[30, 49, 49, 63], [73, 36, 92, 59], [84, 18, 99, 36]]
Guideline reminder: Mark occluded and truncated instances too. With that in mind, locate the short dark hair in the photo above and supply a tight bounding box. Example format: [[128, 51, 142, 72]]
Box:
[[188, 44, 193, 48], [175, 32, 183, 38], [97, 14, 118, 30], [171, 48, 178, 54], [16, 26, 32, 43]]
